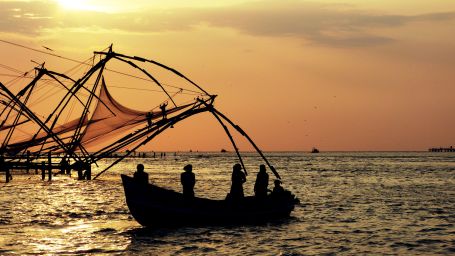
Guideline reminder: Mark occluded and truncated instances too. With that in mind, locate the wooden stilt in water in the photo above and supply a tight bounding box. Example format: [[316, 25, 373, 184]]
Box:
[[0, 155, 5, 183], [47, 152, 52, 181], [86, 163, 91, 180], [26, 151, 30, 174], [41, 162, 45, 180], [76, 161, 83, 180], [5, 168, 10, 183]]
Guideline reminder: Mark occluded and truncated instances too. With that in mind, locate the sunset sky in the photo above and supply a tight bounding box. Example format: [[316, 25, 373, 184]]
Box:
[[1, 0, 454, 151]]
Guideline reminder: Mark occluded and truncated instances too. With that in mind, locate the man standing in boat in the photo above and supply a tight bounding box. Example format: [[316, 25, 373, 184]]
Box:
[[181, 164, 195, 199], [133, 164, 149, 185], [146, 111, 153, 128], [159, 102, 168, 120], [229, 163, 246, 201], [254, 164, 269, 199]]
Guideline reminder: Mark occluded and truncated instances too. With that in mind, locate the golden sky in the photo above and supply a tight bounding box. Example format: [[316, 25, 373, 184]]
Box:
[[1, 0, 455, 151]]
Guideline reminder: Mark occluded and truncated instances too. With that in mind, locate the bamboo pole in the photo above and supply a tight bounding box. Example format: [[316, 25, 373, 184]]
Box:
[[95, 51, 211, 96], [113, 56, 177, 107], [93, 102, 212, 179], [197, 99, 281, 179], [210, 110, 247, 176]]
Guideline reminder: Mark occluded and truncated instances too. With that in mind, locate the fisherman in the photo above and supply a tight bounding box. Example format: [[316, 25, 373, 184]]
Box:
[[146, 111, 153, 128], [272, 179, 284, 196], [1, 155, 12, 183], [6, 166, 12, 183], [254, 164, 269, 199], [228, 163, 246, 201], [65, 158, 72, 176], [181, 164, 196, 199], [59, 157, 69, 175], [159, 102, 168, 119], [73, 161, 84, 180], [133, 163, 149, 185]]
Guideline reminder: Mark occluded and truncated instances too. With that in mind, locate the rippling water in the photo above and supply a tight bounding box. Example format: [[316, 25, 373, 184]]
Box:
[[1, 152, 455, 255]]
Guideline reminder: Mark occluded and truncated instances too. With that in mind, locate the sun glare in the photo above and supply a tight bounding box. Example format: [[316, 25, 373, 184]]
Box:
[[57, 0, 107, 12]]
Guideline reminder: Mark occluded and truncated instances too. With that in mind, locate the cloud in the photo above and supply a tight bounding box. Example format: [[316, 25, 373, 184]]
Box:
[[1, 0, 455, 47], [0, 1, 56, 35]]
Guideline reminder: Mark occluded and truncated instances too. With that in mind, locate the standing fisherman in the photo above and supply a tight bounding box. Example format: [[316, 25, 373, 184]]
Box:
[[146, 112, 153, 128], [254, 164, 269, 199], [159, 102, 168, 120], [229, 163, 246, 201], [1, 155, 12, 183], [181, 164, 196, 199]]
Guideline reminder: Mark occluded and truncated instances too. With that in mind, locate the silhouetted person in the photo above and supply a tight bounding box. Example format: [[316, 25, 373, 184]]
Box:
[[254, 164, 269, 199], [146, 112, 153, 128], [229, 163, 246, 201], [6, 167, 12, 183], [72, 161, 84, 180], [133, 163, 149, 185], [1, 155, 12, 183], [272, 179, 284, 196], [59, 157, 69, 175], [181, 164, 195, 199], [160, 102, 168, 119]]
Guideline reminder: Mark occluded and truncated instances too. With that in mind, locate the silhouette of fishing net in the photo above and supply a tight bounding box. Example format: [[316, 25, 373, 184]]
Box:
[[78, 78, 193, 152], [5, 77, 193, 155]]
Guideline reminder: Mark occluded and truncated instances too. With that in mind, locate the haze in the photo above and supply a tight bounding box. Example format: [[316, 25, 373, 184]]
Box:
[[1, 0, 454, 151]]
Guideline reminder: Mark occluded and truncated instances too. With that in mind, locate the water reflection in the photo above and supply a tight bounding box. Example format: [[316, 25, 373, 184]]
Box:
[[0, 152, 454, 255]]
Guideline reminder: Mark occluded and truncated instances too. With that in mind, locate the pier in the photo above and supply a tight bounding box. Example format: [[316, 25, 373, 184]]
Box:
[[428, 146, 455, 152], [0, 154, 92, 183]]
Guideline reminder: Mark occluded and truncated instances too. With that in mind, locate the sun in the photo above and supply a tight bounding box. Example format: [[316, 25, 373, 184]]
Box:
[[56, 0, 106, 12]]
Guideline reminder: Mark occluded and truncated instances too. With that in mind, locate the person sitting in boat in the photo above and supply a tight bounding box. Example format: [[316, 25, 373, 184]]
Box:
[[181, 164, 196, 199], [228, 163, 246, 201], [133, 163, 149, 185], [254, 164, 269, 199], [272, 179, 284, 196], [271, 179, 299, 204]]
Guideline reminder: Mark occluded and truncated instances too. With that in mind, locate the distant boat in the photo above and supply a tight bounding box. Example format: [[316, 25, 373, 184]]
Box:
[[221, 148, 227, 153], [311, 147, 319, 153], [428, 146, 455, 152], [121, 174, 299, 227]]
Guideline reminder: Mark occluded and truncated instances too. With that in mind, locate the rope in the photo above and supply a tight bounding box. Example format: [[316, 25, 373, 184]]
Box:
[[0, 39, 86, 65], [0, 64, 24, 74], [108, 85, 201, 96], [0, 39, 204, 95]]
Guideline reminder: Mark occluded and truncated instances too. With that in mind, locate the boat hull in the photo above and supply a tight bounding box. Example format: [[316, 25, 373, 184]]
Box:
[[121, 174, 298, 227]]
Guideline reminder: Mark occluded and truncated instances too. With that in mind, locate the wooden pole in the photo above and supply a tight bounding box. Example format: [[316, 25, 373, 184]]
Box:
[[47, 152, 52, 181], [210, 110, 247, 176], [113, 56, 178, 107], [86, 163, 91, 180], [0, 155, 4, 182], [41, 161, 45, 180], [211, 108, 281, 180], [6, 167, 10, 183], [26, 151, 30, 174], [107, 52, 211, 96]]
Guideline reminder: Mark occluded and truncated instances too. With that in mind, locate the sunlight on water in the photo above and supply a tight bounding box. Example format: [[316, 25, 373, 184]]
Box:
[[1, 152, 454, 255]]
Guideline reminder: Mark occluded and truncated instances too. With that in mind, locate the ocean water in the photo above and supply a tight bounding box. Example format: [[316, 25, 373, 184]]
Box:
[[0, 152, 454, 255]]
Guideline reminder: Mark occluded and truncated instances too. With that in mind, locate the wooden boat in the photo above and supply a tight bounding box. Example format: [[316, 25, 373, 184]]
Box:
[[121, 174, 299, 227]]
